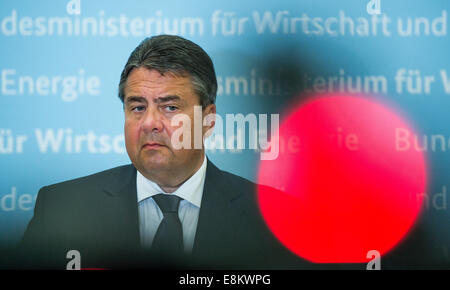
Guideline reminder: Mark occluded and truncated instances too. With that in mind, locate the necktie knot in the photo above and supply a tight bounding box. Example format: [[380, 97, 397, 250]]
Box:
[[153, 193, 182, 214]]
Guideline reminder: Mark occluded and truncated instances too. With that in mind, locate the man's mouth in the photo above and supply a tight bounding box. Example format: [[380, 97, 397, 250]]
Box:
[[142, 142, 165, 149]]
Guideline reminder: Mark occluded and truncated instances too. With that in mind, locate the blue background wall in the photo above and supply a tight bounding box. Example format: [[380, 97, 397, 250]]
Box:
[[1, 0, 449, 265]]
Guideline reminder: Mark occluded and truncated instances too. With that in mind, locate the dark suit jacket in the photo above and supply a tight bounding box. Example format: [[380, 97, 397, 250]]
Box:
[[20, 159, 309, 270]]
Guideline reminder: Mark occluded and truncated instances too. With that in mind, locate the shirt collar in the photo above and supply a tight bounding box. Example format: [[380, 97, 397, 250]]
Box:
[[136, 155, 207, 208]]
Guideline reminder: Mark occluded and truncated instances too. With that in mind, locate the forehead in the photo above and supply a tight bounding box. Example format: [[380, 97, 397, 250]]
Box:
[[124, 67, 195, 100]]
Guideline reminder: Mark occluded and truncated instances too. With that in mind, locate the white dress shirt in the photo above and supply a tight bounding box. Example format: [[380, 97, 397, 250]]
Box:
[[136, 156, 207, 254]]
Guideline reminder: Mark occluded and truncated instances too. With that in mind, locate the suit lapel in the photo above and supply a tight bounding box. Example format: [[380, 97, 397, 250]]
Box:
[[101, 165, 141, 250], [192, 159, 242, 258]]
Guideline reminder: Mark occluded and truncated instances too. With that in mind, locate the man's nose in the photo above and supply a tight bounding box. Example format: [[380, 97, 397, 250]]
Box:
[[142, 108, 164, 133]]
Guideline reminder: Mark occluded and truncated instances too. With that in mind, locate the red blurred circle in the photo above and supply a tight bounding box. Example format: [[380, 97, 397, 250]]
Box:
[[257, 95, 427, 263]]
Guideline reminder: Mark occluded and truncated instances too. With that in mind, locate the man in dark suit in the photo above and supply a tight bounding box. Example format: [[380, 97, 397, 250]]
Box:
[[20, 35, 303, 270], [21, 159, 291, 269]]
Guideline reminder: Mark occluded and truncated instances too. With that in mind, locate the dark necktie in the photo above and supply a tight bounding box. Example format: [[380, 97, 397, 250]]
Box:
[[151, 194, 184, 255]]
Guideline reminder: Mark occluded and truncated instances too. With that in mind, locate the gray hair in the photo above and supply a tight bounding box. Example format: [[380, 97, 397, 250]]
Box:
[[118, 35, 217, 107]]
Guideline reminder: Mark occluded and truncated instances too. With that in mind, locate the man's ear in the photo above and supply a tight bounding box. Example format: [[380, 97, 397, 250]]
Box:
[[202, 104, 216, 138]]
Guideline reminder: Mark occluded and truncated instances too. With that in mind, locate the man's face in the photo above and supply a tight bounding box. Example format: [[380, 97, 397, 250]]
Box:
[[123, 67, 215, 185]]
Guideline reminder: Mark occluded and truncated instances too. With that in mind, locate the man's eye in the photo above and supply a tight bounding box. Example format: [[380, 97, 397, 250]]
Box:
[[164, 105, 178, 112], [132, 106, 146, 112]]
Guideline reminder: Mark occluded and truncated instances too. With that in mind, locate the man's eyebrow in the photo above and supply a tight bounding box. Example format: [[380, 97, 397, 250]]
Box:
[[125, 96, 147, 104], [155, 95, 181, 103], [124, 95, 183, 104]]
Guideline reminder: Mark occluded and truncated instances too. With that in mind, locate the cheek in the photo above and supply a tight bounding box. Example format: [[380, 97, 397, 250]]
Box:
[[164, 125, 177, 148], [164, 118, 185, 138], [124, 121, 140, 146], [164, 119, 192, 150]]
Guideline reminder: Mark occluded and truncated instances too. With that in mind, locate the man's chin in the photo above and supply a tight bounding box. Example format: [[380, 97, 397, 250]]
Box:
[[137, 158, 171, 173]]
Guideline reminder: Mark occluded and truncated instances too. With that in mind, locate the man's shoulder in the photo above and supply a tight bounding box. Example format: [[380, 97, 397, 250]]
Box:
[[210, 162, 276, 196], [216, 168, 256, 188], [207, 161, 258, 196], [207, 163, 264, 214], [40, 164, 135, 196]]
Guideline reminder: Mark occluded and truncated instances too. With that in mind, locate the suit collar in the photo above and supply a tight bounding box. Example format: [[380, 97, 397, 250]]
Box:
[[102, 158, 242, 202], [102, 164, 137, 197], [203, 158, 243, 202], [99, 159, 245, 258]]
